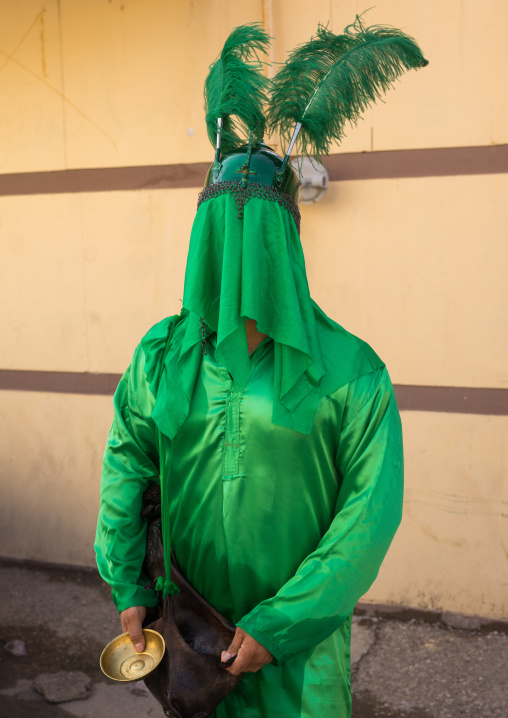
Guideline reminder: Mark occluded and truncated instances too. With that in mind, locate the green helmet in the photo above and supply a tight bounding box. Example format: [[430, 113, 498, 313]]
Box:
[[199, 142, 301, 231], [204, 143, 300, 202]]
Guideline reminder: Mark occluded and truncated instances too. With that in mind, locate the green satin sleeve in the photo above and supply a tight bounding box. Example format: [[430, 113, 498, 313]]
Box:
[[94, 345, 161, 613], [236, 367, 403, 662]]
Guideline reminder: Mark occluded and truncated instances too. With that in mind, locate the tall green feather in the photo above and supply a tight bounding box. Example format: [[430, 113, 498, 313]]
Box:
[[204, 23, 270, 155], [268, 15, 429, 159]]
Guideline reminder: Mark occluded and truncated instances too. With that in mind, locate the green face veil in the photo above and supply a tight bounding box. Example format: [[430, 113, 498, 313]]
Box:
[[150, 150, 380, 441], [148, 141, 331, 438], [182, 151, 326, 435]]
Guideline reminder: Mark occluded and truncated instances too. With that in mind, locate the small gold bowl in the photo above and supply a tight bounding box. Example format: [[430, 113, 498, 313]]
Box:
[[100, 629, 165, 682]]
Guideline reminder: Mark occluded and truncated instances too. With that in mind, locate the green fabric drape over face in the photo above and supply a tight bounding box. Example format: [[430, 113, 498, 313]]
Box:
[[181, 192, 327, 435], [147, 191, 383, 441]]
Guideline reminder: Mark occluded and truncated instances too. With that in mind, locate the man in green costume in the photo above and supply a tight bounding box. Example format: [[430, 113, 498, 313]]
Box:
[[95, 18, 427, 718]]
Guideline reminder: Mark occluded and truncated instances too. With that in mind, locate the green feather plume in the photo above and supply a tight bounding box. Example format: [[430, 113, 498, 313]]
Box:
[[268, 15, 429, 159], [204, 23, 270, 155]]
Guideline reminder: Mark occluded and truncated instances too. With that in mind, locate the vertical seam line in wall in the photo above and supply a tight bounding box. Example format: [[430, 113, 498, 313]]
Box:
[[57, 0, 68, 167], [78, 197, 91, 370]]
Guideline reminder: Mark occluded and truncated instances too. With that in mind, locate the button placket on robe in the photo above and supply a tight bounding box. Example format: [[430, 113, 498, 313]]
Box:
[[221, 339, 272, 483], [223, 388, 241, 480], [221, 340, 272, 570]]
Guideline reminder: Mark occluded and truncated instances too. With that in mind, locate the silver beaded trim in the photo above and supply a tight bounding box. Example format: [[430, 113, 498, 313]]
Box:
[[197, 181, 301, 233]]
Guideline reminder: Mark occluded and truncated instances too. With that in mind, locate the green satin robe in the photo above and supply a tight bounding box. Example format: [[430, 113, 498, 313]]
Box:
[[95, 313, 403, 718]]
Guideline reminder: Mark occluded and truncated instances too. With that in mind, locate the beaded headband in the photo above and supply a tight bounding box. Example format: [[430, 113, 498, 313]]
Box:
[[197, 179, 301, 232]]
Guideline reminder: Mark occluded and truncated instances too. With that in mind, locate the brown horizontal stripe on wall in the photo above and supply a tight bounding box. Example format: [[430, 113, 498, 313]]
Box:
[[394, 384, 508, 416], [0, 145, 506, 197], [325, 144, 508, 182], [0, 370, 122, 396], [1, 370, 507, 415], [0, 162, 210, 196]]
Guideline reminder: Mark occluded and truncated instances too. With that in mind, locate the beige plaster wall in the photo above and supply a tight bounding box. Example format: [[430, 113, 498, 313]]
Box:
[[0, 391, 112, 566], [2, 172, 507, 386], [0, 0, 506, 620], [367, 411, 508, 618], [305, 174, 508, 389], [0, 0, 506, 172], [0, 189, 193, 372]]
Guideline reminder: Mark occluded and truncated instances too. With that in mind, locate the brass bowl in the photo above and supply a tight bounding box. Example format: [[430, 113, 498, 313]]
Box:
[[100, 629, 165, 682]]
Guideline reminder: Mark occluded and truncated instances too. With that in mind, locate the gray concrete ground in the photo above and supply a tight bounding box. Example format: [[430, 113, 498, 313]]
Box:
[[0, 562, 506, 718]]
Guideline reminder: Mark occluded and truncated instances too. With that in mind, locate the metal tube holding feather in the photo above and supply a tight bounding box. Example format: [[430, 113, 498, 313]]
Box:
[[269, 14, 429, 162], [211, 118, 223, 176]]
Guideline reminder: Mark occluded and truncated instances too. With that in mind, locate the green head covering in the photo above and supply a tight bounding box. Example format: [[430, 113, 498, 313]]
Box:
[[149, 179, 381, 440], [152, 12, 428, 437], [183, 183, 324, 434], [151, 139, 369, 439]]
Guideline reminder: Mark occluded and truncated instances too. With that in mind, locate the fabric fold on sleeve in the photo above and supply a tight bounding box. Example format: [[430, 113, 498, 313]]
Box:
[[95, 340, 165, 613], [236, 367, 403, 662]]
